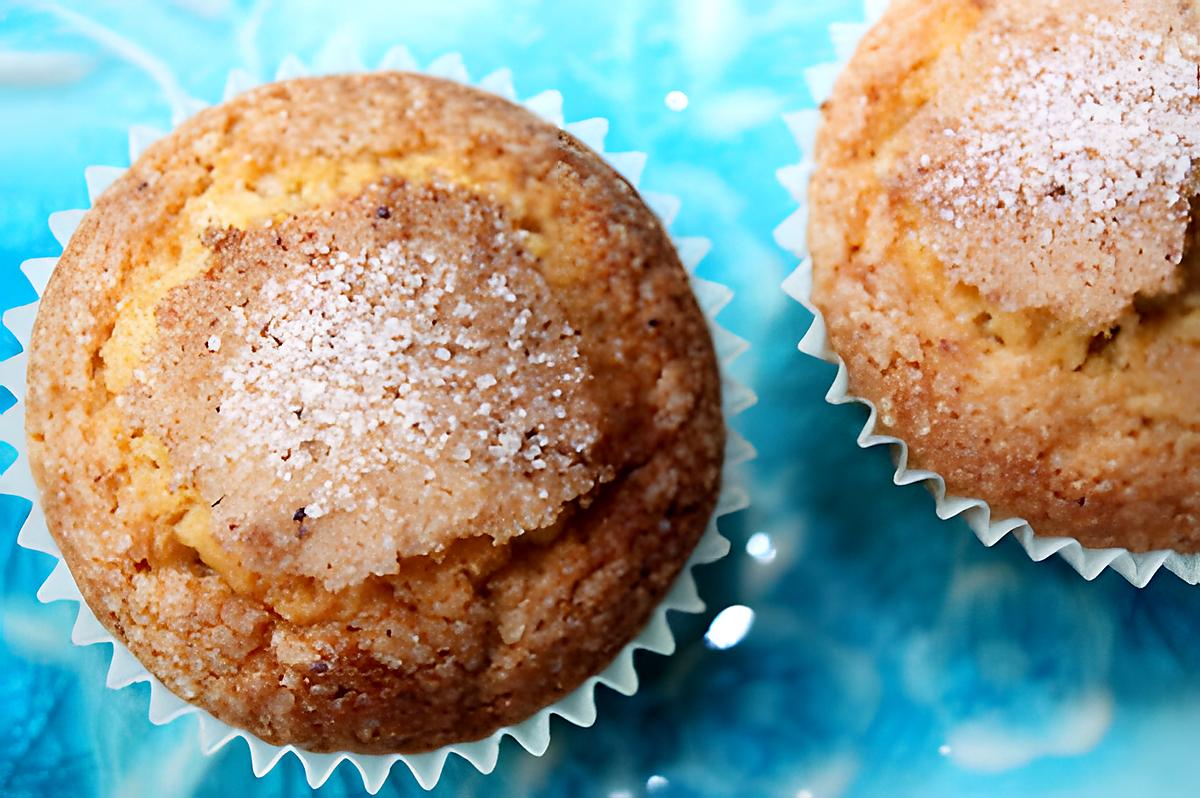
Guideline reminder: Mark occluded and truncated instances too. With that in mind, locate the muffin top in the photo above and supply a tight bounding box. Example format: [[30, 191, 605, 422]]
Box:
[[809, 0, 1200, 550], [27, 73, 723, 752], [127, 177, 608, 593]]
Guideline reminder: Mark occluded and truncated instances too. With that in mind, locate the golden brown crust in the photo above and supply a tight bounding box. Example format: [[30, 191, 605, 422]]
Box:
[[26, 73, 723, 752], [810, 0, 1200, 550]]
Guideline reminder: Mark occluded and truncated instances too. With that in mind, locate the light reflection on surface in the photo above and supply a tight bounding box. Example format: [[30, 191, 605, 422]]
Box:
[[746, 531, 777, 563], [704, 604, 756, 650]]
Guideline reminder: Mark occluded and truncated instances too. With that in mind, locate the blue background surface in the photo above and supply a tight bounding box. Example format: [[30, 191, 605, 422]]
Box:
[[2, 1, 1199, 796]]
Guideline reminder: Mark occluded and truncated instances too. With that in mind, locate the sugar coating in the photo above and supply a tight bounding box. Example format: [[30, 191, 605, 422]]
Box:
[[220, 226, 586, 504], [904, 4, 1200, 326], [128, 179, 607, 589]]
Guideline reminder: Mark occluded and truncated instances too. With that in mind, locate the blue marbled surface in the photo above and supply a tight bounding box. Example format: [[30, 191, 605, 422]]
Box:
[[2, 1, 1200, 796]]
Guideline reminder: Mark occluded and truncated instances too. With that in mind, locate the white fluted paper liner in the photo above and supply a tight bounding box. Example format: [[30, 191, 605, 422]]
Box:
[[775, 0, 1200, 588], [1, 50, 756, 792]]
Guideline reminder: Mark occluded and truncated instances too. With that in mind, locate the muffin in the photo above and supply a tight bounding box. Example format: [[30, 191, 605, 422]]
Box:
[[808, 0, 1200, 551], [25, 73, 724, 753]]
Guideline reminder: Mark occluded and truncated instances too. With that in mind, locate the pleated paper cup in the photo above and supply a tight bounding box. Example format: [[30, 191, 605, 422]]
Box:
[[1, 47, 756, 792], [775, 0, 1199, 588]]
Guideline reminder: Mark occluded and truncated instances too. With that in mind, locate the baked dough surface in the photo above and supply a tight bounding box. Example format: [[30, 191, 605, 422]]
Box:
[[27, 73, 724, 752]]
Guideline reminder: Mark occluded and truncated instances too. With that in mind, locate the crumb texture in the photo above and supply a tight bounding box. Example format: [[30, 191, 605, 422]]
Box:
[[809, 0, 1200, 551], [25, 73, 723, 753]]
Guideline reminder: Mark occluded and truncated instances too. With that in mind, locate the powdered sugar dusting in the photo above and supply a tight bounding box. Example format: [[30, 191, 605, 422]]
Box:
[[906, 9, 1200, 325]]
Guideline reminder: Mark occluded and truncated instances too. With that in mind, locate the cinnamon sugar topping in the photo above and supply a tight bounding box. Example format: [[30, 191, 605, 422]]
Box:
[[218, 238, 591, 518], [906, 9, 1200, 325], [129, 180, 611, 587]]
